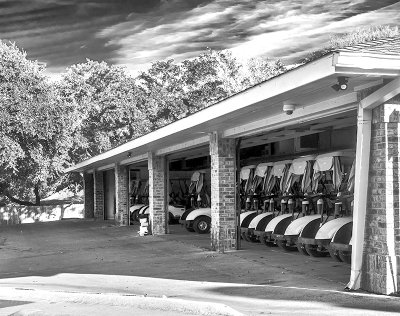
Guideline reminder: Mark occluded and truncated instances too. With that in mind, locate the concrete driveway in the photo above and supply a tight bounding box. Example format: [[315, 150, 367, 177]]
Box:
[[0, 219, 399, 315]]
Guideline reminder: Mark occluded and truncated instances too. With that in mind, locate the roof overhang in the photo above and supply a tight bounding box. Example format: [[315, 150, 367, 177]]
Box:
[[65, 51, 400, 173]]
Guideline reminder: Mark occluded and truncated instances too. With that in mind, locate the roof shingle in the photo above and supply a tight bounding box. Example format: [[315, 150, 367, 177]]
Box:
[[339, 36, 400, 55]]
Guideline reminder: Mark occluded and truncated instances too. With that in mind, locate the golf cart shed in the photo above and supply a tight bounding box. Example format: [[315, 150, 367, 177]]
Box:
[[66, 37, 400, 295]]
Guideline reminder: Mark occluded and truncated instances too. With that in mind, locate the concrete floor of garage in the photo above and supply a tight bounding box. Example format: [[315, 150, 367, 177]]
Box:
[[0, 219, 399, 315], [166, 225, 350, 286]]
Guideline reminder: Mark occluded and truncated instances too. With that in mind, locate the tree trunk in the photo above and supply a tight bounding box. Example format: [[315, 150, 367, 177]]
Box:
[[0, 183, 41, 206], [34, 184, 41, 205], [4, 193, 38, 206]]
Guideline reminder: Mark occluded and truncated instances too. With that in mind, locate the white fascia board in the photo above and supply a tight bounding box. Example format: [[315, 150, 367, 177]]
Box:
[[120, 153, 149, 166], [335, 52, 400, 76], [97, 163, 115, 171], [240, 129, 323, 149], [155, 135, 210, 156], [361, 77, 400, 110], [310, 116, 355, 130], [65, 54, 336, 173], [223, 92, 357, 138]]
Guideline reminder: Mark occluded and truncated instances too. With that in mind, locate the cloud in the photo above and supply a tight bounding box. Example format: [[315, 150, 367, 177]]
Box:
[[98, 0, 400, 72], [1, 0, 399, 77], [0, 0, 168, 68]]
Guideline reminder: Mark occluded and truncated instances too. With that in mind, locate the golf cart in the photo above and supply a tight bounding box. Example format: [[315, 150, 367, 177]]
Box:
[[280, 150, 354, 255], [238, 165, 258, 231], [131, 179, 187, 225], [316, 160, 355, 263], [179, 170, 211, 234], [129, 180, 149, 223], [259, 155, 315, 247], [241, 161, 287, 243]]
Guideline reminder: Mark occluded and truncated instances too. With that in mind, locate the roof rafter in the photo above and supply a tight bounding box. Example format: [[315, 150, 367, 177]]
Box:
[[361, 77, 400, 110]]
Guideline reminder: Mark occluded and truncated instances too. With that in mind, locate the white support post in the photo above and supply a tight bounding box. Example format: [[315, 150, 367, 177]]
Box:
[[347, 105, 372, 290]]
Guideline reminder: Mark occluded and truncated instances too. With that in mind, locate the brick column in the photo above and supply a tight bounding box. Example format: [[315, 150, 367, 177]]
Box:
[[115, 164, 129, 226], [361, 102, 400, 295], [93, 170, 105, 220], [83, 172, 94, 218], [148, 152, 167, 235], [209, 132, 236, 252]]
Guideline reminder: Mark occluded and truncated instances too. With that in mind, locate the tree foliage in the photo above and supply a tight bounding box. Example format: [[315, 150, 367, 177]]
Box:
[[137, 49, 286, 129], [57, 60, 151, 160], [0, 41, 286, 205], [3, 25, 399, 205], [0, 41, 79, 205]]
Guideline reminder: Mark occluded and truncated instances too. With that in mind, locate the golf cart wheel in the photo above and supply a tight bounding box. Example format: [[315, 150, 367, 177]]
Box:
[[296, 242, 309, 256], [131, 210, 139, 222], [276, 240, 296, 252], [338, 251, 351, 264], [305, 244, 328, 257], [193, 216, 211, 234], [260, 236, 274, 246], [185, 227, 195, 232], [328, 246, 342, 262], [260, 235, 268, 246]]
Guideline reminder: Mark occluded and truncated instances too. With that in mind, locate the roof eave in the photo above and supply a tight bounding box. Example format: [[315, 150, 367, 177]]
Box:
[[65, 51, 400, 174], [335, 51, 400, 76]]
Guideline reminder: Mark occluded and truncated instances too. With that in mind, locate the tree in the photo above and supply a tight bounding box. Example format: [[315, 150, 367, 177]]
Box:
[[0, 41, 78, 205], [136, 59, 188, 129], [244, 57, 286, 87], [181, 49, 246, 112], [0, 42, 287, 205], [137, 49, 285, 129], [57, 60, 151, 161]]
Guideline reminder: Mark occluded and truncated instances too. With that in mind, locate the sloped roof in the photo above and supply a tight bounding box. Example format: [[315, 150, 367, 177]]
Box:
[[65, 37, 400, 173], [339, 36, 400, 55]]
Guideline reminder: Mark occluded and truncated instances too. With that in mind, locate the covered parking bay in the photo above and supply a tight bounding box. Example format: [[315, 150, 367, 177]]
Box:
[[66, 41, 400, 295]]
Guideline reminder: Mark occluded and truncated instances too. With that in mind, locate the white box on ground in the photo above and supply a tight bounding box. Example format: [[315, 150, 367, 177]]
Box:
[[139, 218, 148, 224], [139, 226, 148, 236]]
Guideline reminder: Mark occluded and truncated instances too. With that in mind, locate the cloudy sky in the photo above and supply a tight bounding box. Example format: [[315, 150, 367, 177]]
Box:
[[1, 0, 400, 78]]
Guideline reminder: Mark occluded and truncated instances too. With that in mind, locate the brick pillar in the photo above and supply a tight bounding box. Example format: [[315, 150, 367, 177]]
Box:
[[93, 170, 104, 220], [209, 132, 236, 252], [115, 164, 129, 226], [83, 172, 94, 218], [148, 152, 167, 235], [361, 102, 400, 295]]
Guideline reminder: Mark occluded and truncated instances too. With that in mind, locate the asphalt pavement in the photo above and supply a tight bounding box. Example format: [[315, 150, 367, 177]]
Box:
[[0, 219, 399, 315]]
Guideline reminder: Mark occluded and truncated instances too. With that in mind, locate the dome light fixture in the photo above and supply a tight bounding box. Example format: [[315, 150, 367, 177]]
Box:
[[283, 103, 296, 115], [332, 76, 348, 91]]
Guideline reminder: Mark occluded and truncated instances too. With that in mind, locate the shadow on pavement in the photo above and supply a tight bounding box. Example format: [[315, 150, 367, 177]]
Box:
[[206, 285, 400, 314], [0, 299, 31, 309], [1, 219, 398, 315]]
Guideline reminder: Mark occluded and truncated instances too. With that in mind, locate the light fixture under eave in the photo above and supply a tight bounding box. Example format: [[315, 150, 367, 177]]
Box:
[[283, 103, 296, 115], [331, 76, 348, 91]]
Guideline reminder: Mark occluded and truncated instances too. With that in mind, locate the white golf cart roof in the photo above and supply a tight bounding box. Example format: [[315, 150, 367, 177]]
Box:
[[254, 162, 274, 177], [190, 170, 207, 181], [240, 165, 256, 180], [272, 160, 292, 178], [289, 155, 317, 175], [314, 150, 355, 172]]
